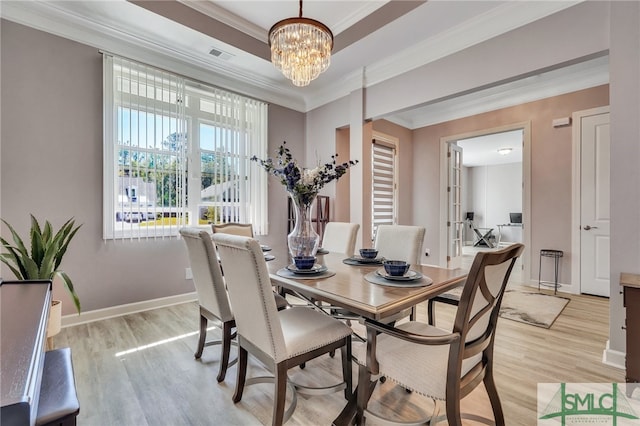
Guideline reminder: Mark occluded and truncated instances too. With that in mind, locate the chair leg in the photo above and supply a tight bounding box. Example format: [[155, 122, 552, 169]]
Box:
[[483, 370, 505, 426], [445, 397, 463, 426], [356, 364, 371, 425], [217, 320, 233, 382], [233, 347, 248, 403], [341, 336, 353, 398], [273, 362, 288, 426], [409, 306, 417, 321], [194, 314, 207, 359], [427, 299, 435, 325]]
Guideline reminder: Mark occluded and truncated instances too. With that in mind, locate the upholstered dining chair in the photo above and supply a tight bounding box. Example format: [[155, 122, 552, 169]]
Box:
[[355, 243, 524, 426], [322, 222, 360, 257], [179, 227, 236, 382], [374, 224, 425, 265], [374, 224, 426, 321], [212, 233, 353, 426], [212, 222, 254, 237]]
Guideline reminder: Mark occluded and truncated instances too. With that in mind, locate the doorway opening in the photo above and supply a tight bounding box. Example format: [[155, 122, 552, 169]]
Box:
[[439, 122, 531, 282]]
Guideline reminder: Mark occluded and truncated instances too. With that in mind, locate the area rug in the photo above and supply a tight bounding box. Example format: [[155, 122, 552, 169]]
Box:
[[499, 290, 570, 328]]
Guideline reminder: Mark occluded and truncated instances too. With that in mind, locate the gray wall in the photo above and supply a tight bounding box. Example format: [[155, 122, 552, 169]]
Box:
[[0, 20, 304, 314], [609, 1, 640, 355]]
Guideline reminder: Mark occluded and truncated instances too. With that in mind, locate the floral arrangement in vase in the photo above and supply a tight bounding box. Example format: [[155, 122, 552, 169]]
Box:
[[251, 142, 358, 258]]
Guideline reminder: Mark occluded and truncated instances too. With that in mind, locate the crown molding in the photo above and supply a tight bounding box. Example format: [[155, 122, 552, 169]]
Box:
[[178, 0, 267, 42], [330, 1, 389, 35], [384, 56, 609, 129], [363, 1, 583, 88], [1, 1, 306, 112], [298, 1, 584, 114]]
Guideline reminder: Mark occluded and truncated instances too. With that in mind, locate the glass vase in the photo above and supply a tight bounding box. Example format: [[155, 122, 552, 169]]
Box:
[[287, 192, 320, 259]]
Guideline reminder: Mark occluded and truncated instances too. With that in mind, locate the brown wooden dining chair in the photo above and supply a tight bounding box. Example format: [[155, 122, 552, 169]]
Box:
[[355, 243, 524, 426], [213, 233, 353, 426]]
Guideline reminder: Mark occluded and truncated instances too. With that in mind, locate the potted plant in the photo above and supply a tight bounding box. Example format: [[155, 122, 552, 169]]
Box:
[[1, 215, 82, 339]]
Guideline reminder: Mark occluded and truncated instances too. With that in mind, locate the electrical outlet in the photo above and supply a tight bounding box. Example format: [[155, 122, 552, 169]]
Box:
[[425, 249, 430, 257], [185, 268, 193, 280]]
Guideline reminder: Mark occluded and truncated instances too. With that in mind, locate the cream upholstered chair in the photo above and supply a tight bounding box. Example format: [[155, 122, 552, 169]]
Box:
[[374, 224, 425, 321], [374, 224, 425, 265], [212, 222, 254, 237], [355, 243, 524, 426], [322, 222, 360, 257], [179, 227, 235, 382], [212, 233, 353, 426]]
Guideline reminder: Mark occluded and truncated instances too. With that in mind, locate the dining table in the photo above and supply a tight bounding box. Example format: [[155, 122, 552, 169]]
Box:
[[266, 251, 468, 425]]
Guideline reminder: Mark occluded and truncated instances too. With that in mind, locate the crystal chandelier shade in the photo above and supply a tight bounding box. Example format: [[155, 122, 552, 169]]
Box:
[[268, 1, 333, 87]]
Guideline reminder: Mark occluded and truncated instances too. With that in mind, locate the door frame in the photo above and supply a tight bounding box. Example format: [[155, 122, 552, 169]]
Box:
[[571, 105, 610, 294], [439, 121, 531, 281]]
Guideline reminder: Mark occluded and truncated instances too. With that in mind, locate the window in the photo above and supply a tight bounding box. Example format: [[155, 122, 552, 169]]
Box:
[[103, 55, 268, 240], [371, 139, 397, 241]]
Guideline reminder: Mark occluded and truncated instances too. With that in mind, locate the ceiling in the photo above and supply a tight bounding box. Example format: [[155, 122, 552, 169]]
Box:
[[457, 129, 523, 167], [1, 0, 607, 127]]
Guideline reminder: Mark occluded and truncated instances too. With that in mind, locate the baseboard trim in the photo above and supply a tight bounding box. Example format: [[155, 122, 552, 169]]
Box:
[[602, 340, 626, 370], [61, 292, 198, 328]]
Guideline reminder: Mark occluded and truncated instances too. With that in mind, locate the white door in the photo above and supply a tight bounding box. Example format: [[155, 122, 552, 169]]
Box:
[[448, 144, 464, 269], [580, 112, 610, 297]]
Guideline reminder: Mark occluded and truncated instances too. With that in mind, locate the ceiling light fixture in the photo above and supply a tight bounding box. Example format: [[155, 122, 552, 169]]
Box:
[[497, 147, 513, 155], [268, 0, 333, 87]]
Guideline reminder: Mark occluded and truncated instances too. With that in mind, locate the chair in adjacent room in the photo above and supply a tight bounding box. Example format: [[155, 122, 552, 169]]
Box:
[[355, 243, 524, 426], [321, 222, 360, 257], [213, 233, 353, 426], [179, 227, 236, 383]]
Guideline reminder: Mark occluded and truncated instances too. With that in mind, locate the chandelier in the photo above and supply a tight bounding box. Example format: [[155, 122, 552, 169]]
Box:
[[268, 0, 333, 87]]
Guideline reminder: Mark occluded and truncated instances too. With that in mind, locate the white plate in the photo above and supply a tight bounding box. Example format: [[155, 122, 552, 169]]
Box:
[[286, 264, 328, 275], [376, 268, 423, 281]]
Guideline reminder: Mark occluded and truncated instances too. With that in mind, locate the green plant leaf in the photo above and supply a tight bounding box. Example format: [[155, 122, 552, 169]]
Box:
[[39, 239, 59, 279], [29, 215, 44, 262], [53, 219, 81, 270], [0, 252, 26, 279], [57, 270, 81, 314], [2, 215, 83, 313], [1, 236, 28, 278]]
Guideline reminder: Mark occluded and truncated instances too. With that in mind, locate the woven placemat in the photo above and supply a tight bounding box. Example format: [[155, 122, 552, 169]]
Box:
[[342, 258, 383, 266], [364, 271, 433, 288], [276, 268, 336, 280]]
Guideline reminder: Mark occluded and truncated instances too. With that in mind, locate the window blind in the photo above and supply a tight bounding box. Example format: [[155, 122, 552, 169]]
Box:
[[103, 55, 188, 240], [103, 55, 268, 240], [371, 141, 396, 240]]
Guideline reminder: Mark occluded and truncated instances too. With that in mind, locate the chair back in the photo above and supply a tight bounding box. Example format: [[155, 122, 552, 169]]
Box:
[[374, 225, 425, 265], [322, 222, 360, 256], [451, 243, 524, 392], [212, 234, 287, 362], [179, 227, 233, 322], [212, 222, 254, 237]]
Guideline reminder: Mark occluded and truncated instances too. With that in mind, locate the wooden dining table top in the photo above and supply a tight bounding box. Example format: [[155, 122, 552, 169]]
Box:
[[267, 252, 467, 321]]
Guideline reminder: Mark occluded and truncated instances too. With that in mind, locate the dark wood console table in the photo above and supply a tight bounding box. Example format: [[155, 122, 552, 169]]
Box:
[[1, 280, 52, 425]]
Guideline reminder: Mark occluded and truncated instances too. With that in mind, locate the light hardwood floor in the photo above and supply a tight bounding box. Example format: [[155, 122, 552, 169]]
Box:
[[53, 250, 624, 425]]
